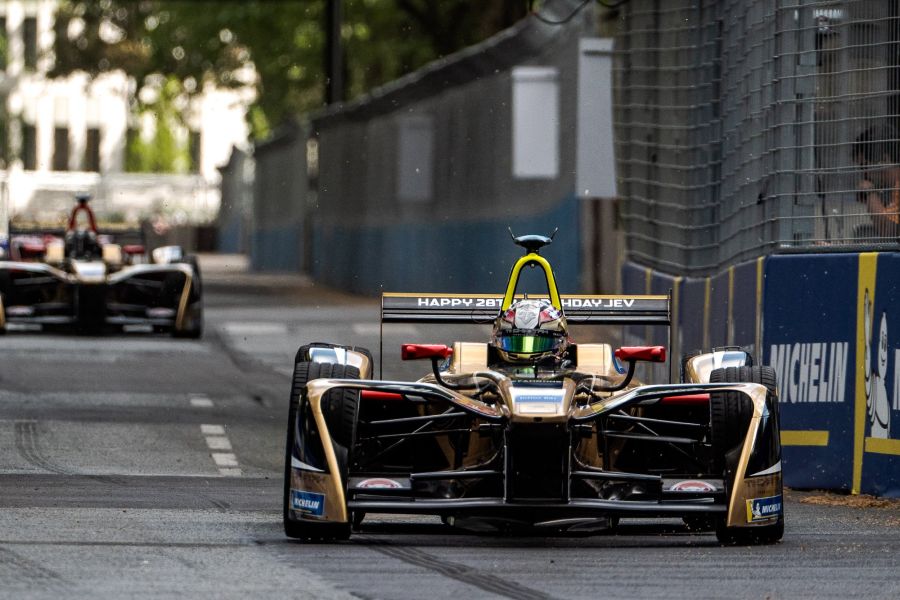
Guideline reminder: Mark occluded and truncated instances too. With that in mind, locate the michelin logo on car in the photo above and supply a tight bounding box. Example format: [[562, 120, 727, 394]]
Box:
[[290, 490, 325, 517], [746, 495, 782, 522]]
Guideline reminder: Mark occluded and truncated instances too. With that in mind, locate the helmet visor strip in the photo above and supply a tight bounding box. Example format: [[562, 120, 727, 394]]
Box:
[[496, 332, 562, 354]]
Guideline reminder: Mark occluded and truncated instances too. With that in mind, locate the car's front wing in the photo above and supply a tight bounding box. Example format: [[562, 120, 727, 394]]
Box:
[[0, 261, 198, 332], [288, 379, 781, 530]]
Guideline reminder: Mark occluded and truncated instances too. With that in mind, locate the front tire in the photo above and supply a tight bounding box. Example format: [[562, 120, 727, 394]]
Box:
[[715, 514, 784, 545], [283, 360, 360, 540], [710, 366, 783, 545], [172, 301, 203, 338]]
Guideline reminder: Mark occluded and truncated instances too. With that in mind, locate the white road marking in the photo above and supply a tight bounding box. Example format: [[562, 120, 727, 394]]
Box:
[[212, 453, 239, 468], [0, 337, 209, 354], [201, 424, 241, 476], [220, 322, 288, 336], [205, 436, 232, 451], [190, 395, 214, 408]]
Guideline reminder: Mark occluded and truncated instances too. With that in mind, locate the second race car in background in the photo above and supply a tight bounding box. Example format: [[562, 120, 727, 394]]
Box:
[[0, 194, 202, 337]]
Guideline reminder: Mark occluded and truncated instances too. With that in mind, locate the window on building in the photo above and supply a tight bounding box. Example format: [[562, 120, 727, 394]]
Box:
[[0, 109, 9, 168], [53, 127, 69, 171], [23, 17, 37, 70], [22, 124, 36, 170], [189, 130, 201, 173], [125, 128, 143, 172], [84, 128, 100, 172], [0, 17, 8, 70]]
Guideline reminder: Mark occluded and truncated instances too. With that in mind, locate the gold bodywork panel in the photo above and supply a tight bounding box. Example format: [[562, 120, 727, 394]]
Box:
[[575, 343, 614, 376], [294, 379, 351, 523], [45, 241, 65, 263], [174, 264, 194, 332], [450, 342, 488, 373], [345, 350, 372, 379], [725, 382, 781, 527], [102, 244, 123, 265], [683, 354, 715, 383]]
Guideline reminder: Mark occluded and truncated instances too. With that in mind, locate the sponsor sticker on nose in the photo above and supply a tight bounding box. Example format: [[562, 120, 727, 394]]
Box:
[[291, 489, 326, 518], [746, 494, 783, 522]]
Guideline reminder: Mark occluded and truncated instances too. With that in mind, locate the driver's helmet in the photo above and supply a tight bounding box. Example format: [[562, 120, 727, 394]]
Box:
[[491, 298, 569, 363]]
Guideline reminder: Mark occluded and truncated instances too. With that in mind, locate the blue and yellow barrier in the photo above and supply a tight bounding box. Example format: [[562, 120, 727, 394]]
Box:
[[623, 251, 900, 498]]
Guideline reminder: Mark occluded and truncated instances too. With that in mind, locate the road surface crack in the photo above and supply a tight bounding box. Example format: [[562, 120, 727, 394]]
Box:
[[0, 546, 67, 589], [14, 421, 71, 475], [358, 538, 558, 600]]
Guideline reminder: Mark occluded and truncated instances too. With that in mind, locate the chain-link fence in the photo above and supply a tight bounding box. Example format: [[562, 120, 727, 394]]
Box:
[[614, 0, 900, 275]]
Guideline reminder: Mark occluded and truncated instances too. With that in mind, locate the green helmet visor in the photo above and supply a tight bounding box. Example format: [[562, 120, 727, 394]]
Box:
[[496, 333, 562, 355]]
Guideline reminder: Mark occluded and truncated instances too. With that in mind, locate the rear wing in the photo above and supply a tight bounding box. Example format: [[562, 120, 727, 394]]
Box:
[[382, 293, 671, 325]]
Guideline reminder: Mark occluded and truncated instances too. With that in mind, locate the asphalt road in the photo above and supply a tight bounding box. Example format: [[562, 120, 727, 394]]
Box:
[[1, 261, 899, 599]]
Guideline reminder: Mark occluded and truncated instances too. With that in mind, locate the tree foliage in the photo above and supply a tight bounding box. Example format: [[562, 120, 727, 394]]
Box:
[[51, 0, 527, 139], [125, 77, 191, 173]]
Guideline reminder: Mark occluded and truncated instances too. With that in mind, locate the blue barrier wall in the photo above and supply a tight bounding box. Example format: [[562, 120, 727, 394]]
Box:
[[763, 254, 857, 492], [623, 252, 900, 497], [861, 253, 900, 496], [311, 194, 580, 296], [731, 261, 761, 352], [251, 226, 302, 273]]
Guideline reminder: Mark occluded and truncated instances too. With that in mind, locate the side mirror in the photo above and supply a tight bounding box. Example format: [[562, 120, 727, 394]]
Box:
[[615, 346, 667, 363], [401, 344, 453, 361]]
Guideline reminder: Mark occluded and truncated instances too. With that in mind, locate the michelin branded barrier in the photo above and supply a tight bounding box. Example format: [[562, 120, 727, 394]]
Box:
[[623, 252, 900, 497]]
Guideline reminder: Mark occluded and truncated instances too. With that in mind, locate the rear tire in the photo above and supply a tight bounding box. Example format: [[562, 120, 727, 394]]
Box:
[[284, 360, 360, 540], [710, 366, 783, 545]]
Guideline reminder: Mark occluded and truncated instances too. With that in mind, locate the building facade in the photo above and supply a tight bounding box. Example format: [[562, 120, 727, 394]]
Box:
[[0, 0, 251, 227]]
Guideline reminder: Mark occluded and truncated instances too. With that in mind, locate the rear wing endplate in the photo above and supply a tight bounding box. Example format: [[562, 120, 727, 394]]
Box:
[[382, 293, 671, 326]]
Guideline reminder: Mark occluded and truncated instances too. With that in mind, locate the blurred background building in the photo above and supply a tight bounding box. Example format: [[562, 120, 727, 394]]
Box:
[[0, 0, 251, 230]]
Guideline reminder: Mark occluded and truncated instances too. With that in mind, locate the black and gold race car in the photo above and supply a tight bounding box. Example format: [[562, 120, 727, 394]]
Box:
[[0, 195, 202, 337], [284, 233, 783, 544]]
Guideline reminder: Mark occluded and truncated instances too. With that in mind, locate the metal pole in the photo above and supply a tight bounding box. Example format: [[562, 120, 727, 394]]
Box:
[[325, 0, 343, 105]]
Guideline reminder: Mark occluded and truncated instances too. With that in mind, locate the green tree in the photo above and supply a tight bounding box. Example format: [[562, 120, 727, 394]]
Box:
[[51, 1, 527, 140], [125, 76, 191, 173]]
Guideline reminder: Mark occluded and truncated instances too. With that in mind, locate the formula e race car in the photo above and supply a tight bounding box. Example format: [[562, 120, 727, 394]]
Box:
[[0, 195, 202, 337], [284, 233, 783, 544]]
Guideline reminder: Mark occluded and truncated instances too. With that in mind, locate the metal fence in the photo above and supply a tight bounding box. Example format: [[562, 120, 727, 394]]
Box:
[[250, 121, 309, 272], [304, 2, 592, 294], [614, 0, 900, 275]]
